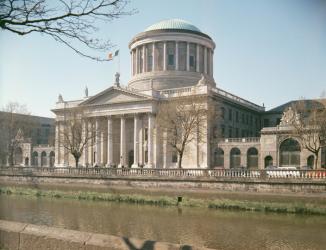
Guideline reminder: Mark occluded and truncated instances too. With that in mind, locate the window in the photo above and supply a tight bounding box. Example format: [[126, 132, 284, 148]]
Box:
[[229, 109, 232, 121], [172, 150, 178, 163], [230, 148, 241, 168], [247, 148, 258, 169], [221, 125, 225, 137], [235, 128, 239, 138], [242, 113, 245, 123], [168, 54, 174, 66], [214, 148, 224, 167], [189, 55, 195, 67], [144, 128, 148, 141], [263, 119, 269, 127], [221, 107, 225, 119], [228, 126, 232, 138], [236, 111, 239, 123]]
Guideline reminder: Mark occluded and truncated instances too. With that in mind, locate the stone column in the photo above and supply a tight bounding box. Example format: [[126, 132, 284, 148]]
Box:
[[138, 118, 144, 166], [152, 43, 155, 71], [204, 47, 207, 74], [38, 152, 42, 167], [107, 117, 113, 167], [210, 49, 214, 76], [146, 114, 154, 168], [82, 120, 88, 167], [186, 42, 190, 71], [163, 129, 168, 168], [163, 42, 167, 71], [131, 50, 133, 76], [175, 41, 179, 71], [55, 122, 60, 166], [88, 121, 93, 165], [142, 45, 146, 73], [132, 115, 139, 168], [135, 47, 138, 74], [196, 44, 200, 72], [118, 116, 126, 168], [95, 119, 101, 166]]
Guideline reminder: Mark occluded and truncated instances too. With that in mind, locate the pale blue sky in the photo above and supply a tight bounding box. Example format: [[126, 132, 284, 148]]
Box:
[[1, 0, 325, 117]]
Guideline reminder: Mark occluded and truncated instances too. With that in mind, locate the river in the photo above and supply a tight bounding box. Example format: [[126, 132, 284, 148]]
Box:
[[0, 195, 325, 249]]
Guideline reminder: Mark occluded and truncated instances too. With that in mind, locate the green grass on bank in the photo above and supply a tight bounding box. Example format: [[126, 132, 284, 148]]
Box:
[[0, 186, 325, 215]]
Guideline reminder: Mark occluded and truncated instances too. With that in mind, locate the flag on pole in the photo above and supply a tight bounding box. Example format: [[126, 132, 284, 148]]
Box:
[[108, 50, 119, 60]]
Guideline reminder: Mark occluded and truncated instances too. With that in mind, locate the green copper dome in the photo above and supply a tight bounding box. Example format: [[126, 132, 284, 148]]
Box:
[[144, 19, 202, 33]]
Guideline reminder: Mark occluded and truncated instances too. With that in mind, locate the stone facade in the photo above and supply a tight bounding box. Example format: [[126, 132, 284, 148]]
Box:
[[52, 19, 326, 170]]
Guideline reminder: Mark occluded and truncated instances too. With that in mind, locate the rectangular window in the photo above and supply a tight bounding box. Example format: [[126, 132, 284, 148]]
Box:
[[221, 107, 225, 119], [228, 127, 232, 138], [168, 54, 174, 66], [221, 125, 225, 137], [172, 150, 178, 163], [235, 128, 239, 138], [189, 55, 194, 67], [236, 111, 239, 123], [144, 128, 148, 141], [229, 109, 232, 121]]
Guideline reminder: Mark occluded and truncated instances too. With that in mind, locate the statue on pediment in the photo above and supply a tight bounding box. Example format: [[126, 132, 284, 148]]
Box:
[[84, 86, 88, 98], [115, 72, 120, 87], [280, 107, 300, 126], [58, 94, 63, 103]]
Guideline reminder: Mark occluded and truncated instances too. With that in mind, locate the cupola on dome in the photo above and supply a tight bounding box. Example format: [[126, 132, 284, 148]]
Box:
[[144, 19, 202, 33]]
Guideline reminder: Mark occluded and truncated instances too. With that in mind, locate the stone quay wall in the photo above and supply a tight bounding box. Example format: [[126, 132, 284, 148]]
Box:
[[0, 172, 325, 195], [0, 220, 211, 250]]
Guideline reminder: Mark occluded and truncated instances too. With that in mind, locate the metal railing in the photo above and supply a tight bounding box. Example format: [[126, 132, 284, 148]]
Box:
[[0, 167, 326, 180]]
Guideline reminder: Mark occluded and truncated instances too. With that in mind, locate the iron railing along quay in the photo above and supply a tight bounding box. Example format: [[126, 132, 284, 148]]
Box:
[[0, 167, 326, 180]]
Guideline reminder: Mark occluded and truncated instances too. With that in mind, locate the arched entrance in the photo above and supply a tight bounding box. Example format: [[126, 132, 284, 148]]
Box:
[[14, 147, 23, 165], [32, 152, 38, 166], [49, 151, 55, 167], [24, 157, 29, 166], [214, 148, 224, 167], [128, 150, 134, 168], [41, 151, 47, 166], [247, 147, 258, 169], [280, 138, 301, 167], [264, 156, 273, 168], [230, 148, 241, 168], [307, 155, 314, 169]]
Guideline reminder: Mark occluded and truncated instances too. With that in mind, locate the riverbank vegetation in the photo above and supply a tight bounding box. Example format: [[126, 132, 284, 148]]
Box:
[[0, 186, 325, 215]]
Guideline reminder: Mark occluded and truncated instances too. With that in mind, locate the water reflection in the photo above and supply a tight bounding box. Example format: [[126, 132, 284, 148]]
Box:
[[0, 195, 325, 249]]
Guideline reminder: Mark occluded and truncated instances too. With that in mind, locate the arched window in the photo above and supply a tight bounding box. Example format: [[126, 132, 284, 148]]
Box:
[[128, 150, 134, 168], [14, 147, 23, 165], [41, 151, 47, 166], [49, 151, 55, 167], [307, 155, 314, 169], [280, 138, 301, 167], [230, 148, 241, 168], [264, 156, 273, 168], [247, 147, 258, 169], [24, 157, 29, 166], [32, 152, 38, 166], [214, 148, 224, 167]]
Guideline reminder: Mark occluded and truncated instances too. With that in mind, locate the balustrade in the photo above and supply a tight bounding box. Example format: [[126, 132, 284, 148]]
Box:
[[1, 167, 326, 180]]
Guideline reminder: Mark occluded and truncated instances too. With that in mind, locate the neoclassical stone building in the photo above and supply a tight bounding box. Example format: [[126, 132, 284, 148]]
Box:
[[52, 19, 326, 169]]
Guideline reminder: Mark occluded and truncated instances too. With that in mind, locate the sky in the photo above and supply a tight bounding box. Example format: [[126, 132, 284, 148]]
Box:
[[0, 0, 326, 118]]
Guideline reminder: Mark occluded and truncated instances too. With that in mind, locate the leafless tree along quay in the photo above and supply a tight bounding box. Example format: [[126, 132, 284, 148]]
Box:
[[59, 108, 98, 168], [290, 98, 326, 169], [0, 0, 135, 60], [0, 102, 34, 166], [156, 95, 217, 169]]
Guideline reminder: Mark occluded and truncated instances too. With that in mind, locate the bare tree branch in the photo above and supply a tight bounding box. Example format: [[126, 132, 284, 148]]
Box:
[[0, 0, 136, 61]]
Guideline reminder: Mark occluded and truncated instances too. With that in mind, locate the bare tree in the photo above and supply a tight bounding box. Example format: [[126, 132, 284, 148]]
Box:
[[0, 0, 135, 61], [60, 107, 96, 167], [156, 95, 214, 168], [291, 99, 326, 169], [0, 102, 34, 166]]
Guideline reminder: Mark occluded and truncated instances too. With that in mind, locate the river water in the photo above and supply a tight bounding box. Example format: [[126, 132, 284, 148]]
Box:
[[0, 195, 325, 250]]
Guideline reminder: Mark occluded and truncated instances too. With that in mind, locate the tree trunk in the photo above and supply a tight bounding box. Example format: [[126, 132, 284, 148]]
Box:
[[314, 154, 319, 170], [178, 152, 183, 169], [74, 157, 79, 168]]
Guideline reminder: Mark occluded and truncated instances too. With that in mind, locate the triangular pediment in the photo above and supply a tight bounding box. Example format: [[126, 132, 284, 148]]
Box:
[[80, 87, 151, 106]]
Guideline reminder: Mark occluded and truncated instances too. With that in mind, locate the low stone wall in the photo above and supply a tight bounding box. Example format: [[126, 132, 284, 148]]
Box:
[[0, 174, 325, 195], [0, 220, 210, 250]]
